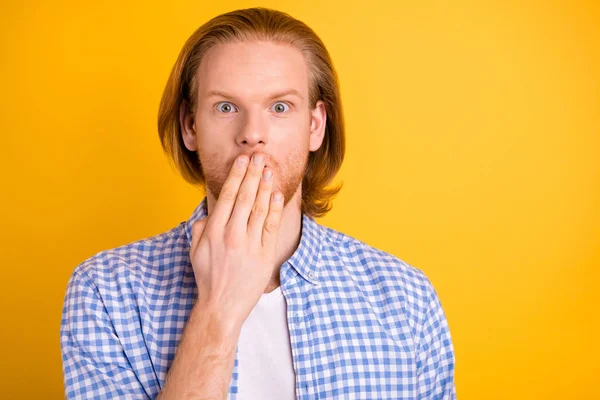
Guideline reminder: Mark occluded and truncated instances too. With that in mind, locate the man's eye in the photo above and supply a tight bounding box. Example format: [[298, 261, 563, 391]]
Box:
[[216, 102, 238, 113], [271, 102, 290, 113]]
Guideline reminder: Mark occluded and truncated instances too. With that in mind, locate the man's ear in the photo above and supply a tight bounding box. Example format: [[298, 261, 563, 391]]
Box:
[[180, 100, 198, 151], [309, 100, 327, 152]]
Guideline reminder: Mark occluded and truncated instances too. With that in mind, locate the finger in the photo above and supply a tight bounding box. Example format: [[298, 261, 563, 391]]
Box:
[[228, 153, 266, 229], [190, 217, 208, 254], [247, 167, 274, 244], [208, 155, 250, 228], [261, 191, 284, 251]]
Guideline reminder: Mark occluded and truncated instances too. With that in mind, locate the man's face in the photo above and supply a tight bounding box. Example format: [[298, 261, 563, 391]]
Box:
[[182, 40, 326, 207]]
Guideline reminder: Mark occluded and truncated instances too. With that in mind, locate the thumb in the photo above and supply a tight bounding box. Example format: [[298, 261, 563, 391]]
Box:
[[190, 217, 208, 253]]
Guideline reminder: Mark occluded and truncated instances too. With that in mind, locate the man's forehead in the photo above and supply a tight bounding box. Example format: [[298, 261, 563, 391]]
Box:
[[196, 41, 309, 99], [204, 88, 304, 102]]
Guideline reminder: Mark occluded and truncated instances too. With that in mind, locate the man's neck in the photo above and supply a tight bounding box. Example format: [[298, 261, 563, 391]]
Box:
[[205, 186, 303, 293]]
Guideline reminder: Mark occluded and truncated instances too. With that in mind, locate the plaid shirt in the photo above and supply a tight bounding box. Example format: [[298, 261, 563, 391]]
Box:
[[61, 197, 456, 399]]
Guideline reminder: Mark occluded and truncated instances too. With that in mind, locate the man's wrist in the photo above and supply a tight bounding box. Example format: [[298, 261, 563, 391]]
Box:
[[188, 303, 242, 347]]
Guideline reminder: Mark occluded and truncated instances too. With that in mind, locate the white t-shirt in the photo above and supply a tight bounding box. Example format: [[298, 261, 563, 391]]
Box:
[[235, 286, 296, 399]]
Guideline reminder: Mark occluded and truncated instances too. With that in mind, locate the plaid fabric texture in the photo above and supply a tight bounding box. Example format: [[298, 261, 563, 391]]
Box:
[[61, 196, 456, 399]]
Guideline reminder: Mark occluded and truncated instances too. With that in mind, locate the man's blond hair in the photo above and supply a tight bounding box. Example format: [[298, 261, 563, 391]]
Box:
[[158, 7, 345, 218]]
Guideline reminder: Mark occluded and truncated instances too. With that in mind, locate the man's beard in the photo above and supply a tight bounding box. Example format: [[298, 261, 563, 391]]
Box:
[[199, 147, 308, 208]]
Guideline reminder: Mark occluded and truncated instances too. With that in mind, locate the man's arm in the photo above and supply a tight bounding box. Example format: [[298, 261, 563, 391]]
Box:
[[415, 280, 457, 399], [158, 152, 283, 399], [60, 269, 153, 399], [61, 267, 241, 400], [156, 304, 240, 400], [62, 153, 282, 399]]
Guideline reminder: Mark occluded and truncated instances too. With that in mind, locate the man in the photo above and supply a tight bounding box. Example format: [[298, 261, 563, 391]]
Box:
[[61, 7, 456, 400]]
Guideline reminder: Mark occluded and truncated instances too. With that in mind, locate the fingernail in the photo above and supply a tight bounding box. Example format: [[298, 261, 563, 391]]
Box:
[[253, 154, 264, 164], [263, 169, 272, 180], [237, 156, 249, 165], [274, 193, 283, 201]]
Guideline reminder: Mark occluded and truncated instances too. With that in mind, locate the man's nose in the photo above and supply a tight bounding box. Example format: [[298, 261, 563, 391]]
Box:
[[236, 109, 269, 148]]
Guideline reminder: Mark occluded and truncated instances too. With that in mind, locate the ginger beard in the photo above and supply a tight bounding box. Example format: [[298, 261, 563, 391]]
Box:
[[198, 146, 309, 209]]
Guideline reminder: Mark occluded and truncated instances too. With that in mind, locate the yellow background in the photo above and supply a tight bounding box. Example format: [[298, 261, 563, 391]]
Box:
[[1, 0, 598, 398]]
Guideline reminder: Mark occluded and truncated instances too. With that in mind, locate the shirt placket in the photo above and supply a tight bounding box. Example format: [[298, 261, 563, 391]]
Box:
[[228, 345, 239, 399], [284, 273, 316, 400]]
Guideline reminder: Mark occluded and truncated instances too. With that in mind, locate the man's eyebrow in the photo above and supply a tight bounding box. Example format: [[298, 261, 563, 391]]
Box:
[[204, 89, 304, 102]]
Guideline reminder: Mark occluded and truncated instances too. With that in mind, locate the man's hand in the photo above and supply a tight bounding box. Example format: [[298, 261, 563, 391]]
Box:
[[158, 153, 284, 400], [190, 152, 284, 333]]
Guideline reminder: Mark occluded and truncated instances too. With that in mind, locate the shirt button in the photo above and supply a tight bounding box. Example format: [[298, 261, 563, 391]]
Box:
[[308, 272, 314, 278]]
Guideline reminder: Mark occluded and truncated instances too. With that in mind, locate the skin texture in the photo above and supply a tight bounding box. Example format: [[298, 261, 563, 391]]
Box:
[[158, 41, 327, 399]]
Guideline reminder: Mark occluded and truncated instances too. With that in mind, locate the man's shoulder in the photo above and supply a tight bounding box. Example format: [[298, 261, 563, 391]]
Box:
[[68, 222, 189, 290], [317, 222, 434, 299]]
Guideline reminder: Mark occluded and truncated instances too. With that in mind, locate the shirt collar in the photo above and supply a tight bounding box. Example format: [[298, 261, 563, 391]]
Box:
[[184, 196, 322, 285]]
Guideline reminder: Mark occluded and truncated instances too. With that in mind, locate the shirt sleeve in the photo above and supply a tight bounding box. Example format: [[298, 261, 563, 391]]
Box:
[[60, 268, 152, 400], [415, 280, 457, 399]]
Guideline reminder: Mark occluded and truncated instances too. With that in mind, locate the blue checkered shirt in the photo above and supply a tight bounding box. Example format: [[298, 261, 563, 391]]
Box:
[[61, 197, 456, 399]]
